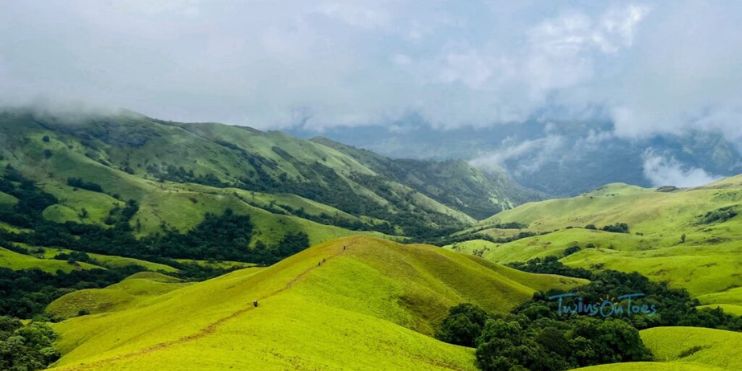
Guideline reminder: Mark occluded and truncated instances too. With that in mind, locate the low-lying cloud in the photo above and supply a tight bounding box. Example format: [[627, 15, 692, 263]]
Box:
[[1, 1, 741, 143], [642, 151, 719, 188]]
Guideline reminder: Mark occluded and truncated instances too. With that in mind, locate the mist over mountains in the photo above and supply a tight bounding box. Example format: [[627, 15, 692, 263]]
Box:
[[292, 117, 742, 196]]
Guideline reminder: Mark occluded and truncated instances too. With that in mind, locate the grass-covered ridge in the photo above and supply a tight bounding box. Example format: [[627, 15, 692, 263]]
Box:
[[447, 176, 742, 309], [0, 109, 536, 240], [47, 236, 584, 370]]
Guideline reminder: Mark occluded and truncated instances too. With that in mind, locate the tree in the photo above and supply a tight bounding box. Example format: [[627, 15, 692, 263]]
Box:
[[435, 303, 489, 346]]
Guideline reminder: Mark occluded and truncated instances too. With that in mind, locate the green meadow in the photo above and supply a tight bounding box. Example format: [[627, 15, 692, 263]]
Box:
[[449, 177, 742, 309], [46, 236, 584, 370]]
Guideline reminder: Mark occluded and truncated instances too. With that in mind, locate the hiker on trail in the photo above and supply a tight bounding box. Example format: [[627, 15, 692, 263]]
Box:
[[343, 245, 346, 250], [318, 261, 321, 266], [322, 258, 326, 263], [253, 300, 259, 308]]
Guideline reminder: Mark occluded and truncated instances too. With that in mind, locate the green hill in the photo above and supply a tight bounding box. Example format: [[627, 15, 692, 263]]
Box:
[[575, 327, 742, 370], [447, 177, 742, 307], [47, 236, 585, 370], [0, 108, 536, 243]]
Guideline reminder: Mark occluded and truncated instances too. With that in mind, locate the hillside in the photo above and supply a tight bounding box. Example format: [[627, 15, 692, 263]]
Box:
[[311, 137, 540, 219], [446, 176, 742, 308], [0, 108, 536, 244], [296, 119, 742, 196], [575, 327, 742, 370], [46, 236, 585, 370]]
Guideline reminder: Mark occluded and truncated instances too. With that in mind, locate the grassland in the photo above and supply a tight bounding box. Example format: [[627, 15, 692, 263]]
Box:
[[0, 109, 532, 245], [448, 177, 742, 309], [47, 272, 190, 319], [575, 326, 742, 370], [0, 247, 101, 272], [47, 236, 585, 370]]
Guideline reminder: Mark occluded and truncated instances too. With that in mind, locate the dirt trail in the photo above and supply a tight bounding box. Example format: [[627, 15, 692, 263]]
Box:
[[60, 243, 352, 371]]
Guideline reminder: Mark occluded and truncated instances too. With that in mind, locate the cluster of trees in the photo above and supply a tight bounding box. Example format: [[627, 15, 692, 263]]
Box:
[[585, 223, 630, 233], [432, 230, 539, 247], [0, 165, 58, 228], [436, 303, 651, 371], [437, 258, 742, 370], [146, 164, 226, 187], [66, 177, 104, 193], [1, 167, 310, 264], [509, 257, 742, 330], [0, 266, 143, 319], [699, 206, 737, 224], [0, 317, 59, 371]]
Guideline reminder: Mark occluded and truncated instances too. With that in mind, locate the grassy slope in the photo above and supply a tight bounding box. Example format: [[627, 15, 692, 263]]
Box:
[[0, 247, 101, 272], [0, 111, 414, 249], [450, 177, 742, 306], [38, 247, 178, 273], [575, 327, 742, 371], [48, 236, 585, 370], [47, 272, 190, 319], [0, 190, 17, 207]]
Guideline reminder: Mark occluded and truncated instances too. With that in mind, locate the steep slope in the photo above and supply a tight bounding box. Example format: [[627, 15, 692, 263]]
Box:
[[48, 236, 585, 370], [312, 137, 541, 219]]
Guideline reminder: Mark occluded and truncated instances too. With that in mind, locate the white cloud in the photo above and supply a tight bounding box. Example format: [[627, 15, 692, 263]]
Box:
[[469, 135, 566, 175], [0, 0, 740, 146], [642, 151, 719, 188]]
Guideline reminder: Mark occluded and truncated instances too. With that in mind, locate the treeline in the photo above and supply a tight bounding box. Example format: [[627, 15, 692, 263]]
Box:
[[0, 266, 143, 319]]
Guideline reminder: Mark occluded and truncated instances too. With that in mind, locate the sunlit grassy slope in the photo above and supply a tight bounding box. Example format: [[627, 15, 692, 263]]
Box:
[[48, 236, 585, 370], [47, 272, 190, 319], [0, 246, 101, 272], [575, 327, 742, 371], [449, 176, 742, 306], [0, 243, 180, 274]]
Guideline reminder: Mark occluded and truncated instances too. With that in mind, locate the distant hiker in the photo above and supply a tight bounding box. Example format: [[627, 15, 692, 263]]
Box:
[[318, 261, 321, 266], [343, 245, 346, 250], [322, 258, 326, 263], [253, 300, 259, 308]]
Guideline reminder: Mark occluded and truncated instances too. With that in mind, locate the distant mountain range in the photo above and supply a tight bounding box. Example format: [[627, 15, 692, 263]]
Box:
[[291, 118, 742, 196]]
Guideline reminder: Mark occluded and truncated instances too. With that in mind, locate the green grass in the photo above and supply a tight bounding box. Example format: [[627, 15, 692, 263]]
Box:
[[32, 246, 178, 273], [0, 190, 17, 207], [574, 326, 742, 371], [448, 177, 742, 308], [0, 221, 30, 234], [47, 236, 585, 370], [173, 258, 256, 270], [0, 247, 101, 272], [47, 272, 190, 319]]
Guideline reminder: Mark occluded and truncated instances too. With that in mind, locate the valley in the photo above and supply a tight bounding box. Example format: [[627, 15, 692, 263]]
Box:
[[0, 110, 738, 371]]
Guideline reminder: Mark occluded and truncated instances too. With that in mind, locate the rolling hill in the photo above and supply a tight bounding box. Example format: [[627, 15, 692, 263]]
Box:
[[46, 236, 585, 370], [0, 108, 535, 244], [575, 326, 742, 370], [446, 176, 742, 309]]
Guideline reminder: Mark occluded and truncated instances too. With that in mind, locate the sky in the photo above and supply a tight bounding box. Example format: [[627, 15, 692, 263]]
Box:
[[1, 0, 742, 144]]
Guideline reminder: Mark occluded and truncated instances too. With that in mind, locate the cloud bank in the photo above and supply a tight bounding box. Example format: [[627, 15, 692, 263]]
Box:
[[642, 151, 719, 188], [1, 1, 741, 142]]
